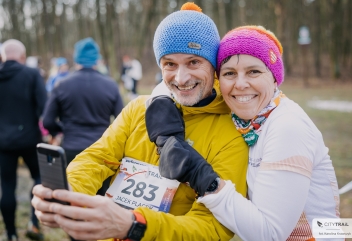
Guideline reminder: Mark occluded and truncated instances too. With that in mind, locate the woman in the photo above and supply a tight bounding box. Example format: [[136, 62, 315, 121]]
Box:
[[148, 26, 341, 241]]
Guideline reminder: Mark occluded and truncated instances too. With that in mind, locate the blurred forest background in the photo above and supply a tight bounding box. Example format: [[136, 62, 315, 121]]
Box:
[[0, 0, 351, 83]]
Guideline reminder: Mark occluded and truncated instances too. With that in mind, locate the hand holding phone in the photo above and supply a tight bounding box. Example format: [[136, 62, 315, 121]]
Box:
[[37, 143, 69, 205]]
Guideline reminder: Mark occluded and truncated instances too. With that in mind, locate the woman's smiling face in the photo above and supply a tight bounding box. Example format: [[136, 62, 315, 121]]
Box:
[[219, 54, 277, 121]]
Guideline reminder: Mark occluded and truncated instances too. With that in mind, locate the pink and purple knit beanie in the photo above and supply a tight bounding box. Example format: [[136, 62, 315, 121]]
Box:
[[217, 26, 284, 86]]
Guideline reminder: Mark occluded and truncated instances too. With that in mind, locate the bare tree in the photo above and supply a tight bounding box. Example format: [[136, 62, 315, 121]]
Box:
[[0, 0, 351, 82]]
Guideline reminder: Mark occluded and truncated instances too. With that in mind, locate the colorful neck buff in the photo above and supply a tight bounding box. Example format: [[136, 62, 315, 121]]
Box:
[[231, 89, 285, 146]]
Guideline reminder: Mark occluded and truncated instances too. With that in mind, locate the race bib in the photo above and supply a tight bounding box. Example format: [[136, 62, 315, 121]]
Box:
[[106, 157, 180, 213]]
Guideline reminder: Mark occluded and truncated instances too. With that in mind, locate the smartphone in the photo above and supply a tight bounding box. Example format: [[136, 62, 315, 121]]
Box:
[[37, 143, 69, 205]]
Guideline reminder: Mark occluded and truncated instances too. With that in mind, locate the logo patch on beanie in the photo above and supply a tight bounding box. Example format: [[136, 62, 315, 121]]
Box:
[[269, 49, 277, 64], [188, 42, 201, 50]]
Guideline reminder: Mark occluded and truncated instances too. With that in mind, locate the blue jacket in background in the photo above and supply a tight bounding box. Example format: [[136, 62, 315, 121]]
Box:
[[42, 68, 124, 151], [0, 60, 47, 150], [46, 71, 70, 93]]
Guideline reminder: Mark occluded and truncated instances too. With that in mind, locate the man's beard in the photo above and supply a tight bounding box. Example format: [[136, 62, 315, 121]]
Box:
[[167, 80, 204, 106]]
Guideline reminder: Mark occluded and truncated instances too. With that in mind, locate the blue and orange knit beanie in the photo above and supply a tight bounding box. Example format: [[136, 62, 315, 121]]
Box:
[[73, 37, 100, 67], [153, 2, 220, 68]]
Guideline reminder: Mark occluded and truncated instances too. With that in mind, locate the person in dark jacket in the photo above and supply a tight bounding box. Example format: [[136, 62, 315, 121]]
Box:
[[42, 37, 124, 196], [0, 39, 47, 241], [0, 42, 3, 63]]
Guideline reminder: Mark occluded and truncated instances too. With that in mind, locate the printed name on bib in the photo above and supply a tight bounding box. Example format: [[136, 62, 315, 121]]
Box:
[[106, 157, 180, 213]]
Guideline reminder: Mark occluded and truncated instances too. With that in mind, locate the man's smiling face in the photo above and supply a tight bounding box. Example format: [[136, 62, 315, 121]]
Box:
[[160, 53, 214, 106]]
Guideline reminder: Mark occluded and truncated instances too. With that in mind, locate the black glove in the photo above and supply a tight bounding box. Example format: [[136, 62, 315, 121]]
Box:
[[159, 136, 219, 196], [145, 95, 185, 152]]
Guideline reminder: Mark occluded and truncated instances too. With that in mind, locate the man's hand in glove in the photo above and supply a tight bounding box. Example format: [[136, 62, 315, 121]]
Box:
[[145, 95, 219, 196], [145, 95, 185, 152], [159, 136, 219, 197]]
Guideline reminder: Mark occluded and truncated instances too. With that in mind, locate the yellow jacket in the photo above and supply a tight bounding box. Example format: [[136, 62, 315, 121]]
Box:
[[67, 83, 248, 241]]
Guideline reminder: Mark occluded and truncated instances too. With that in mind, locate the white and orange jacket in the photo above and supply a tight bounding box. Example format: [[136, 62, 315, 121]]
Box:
[[198, 97, 341, 241]]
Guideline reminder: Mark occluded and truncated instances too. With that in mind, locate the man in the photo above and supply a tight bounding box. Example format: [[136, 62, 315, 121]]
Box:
[[42, 37, 124, 195], [26, 56, 46, 78], [32, 3, 248, 241], [0, 39, 46, 241], [121, 54, 142, 99]]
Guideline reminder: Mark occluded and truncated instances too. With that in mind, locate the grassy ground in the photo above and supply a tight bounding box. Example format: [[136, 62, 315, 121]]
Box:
[[0, 168, 70, 241], [1, 80, 351, 241]]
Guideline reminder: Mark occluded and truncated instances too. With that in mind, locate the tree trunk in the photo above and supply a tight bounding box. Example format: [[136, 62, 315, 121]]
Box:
[[342, 0, 351, 74], [75, 0, 85, 40], [313, 0, 322, 77], [330, 0, 343, 79], [137, 0, 158, 59], [41, 0, 53, 61], [96, 0, 109, 68], [217, 0, 227, 37], [105, 0, 118, 80], [8, 0, 21, 40]]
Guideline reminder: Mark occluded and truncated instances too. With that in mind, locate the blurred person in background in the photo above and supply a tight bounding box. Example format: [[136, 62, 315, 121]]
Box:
[[96, 55, 110, 76], [121, 54, 142, 99], [0, 39, 46, 241], [45, 57, 69, 94], [42, 37, 124, 198], [26, 56, 46, 78], [36, 57, 46, 78], [0, 43, 2, 64], [154, 71, 162, 86], [47, 57, 58, 82], [26, 56, 51, 143]]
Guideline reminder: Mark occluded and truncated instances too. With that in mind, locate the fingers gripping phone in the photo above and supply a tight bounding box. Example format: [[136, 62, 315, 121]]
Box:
[[37, 143, 69, 205]]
